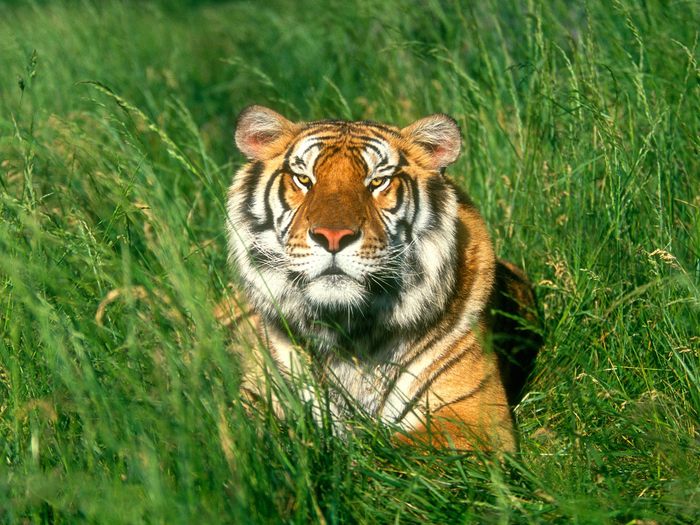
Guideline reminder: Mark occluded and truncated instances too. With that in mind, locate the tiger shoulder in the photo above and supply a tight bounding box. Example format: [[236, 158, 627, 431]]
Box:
[[225, 105, 542, 451]]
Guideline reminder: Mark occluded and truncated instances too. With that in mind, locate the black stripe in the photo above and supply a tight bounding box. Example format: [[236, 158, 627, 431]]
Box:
[[277, 174, 289, 211], [353, 121, 401, 135], [275, 179, 291, 235], [366, 273, 401, 298], [426, 176, 450, 213], [284, 136, 331, 164], [396, 170, 418, 226], [354, 134, 386, 145], [395, 343, 481, 423], [288, 270, 307, 284], [249, 243, 273, 266], [300, 141, 323, 157], [279, 209, 298, 239], [360, 141, 384, 159], [396, 218, 413, 244], [250, 169, 284, 233], [350, 151, 368, 172], [377, 210, 393, 232], [396, 152, 409, 168], [433, 375, 490, 413], [386, 178, 405, 214], [294, 132, 342, 143], [318, 144, 342, 159], [241, 161, 264, 207]]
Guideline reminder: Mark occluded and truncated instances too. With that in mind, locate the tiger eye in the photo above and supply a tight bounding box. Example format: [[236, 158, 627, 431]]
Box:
[[370, 177, 387, 188], [294, 174, 312, 187]]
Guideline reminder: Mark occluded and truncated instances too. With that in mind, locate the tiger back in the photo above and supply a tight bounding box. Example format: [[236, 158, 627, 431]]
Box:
[[226, 105, 541, 451]]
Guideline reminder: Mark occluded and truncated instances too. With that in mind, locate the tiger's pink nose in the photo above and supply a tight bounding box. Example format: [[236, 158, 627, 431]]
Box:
[[310, 227, 359, 254]]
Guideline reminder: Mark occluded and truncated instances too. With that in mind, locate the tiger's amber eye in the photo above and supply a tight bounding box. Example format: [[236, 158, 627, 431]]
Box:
[[370, 177, 387, 188], [294, 174, 312, 188]]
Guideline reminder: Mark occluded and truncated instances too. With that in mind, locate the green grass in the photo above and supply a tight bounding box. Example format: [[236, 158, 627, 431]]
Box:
[[1, 0, 698, 522]]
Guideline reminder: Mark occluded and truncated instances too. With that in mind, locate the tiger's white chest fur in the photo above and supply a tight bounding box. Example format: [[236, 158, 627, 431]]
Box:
[[267, 325, 418, 426], [329, 360, 392, 416], [262, 318, 476, 432]]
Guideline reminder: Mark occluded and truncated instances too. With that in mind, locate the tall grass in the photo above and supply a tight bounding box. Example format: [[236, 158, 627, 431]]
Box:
[[1, 0, 698, 522]]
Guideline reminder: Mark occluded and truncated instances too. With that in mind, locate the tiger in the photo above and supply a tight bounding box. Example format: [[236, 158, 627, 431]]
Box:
[[225, 105, 541, 451]]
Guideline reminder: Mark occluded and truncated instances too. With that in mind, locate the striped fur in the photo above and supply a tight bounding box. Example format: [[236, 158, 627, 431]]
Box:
[[226, 105, 540, 451]]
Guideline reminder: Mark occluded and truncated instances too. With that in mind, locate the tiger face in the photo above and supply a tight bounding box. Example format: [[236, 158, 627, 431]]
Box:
[[227, 106, 463, 346]]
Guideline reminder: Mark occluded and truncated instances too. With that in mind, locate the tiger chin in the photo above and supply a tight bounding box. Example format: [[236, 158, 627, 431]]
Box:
[[225, 105, 541, 452]]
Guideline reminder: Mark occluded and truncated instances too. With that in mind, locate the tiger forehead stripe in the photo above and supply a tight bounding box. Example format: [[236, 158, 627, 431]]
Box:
[[288, 131, 397, 177], [288, 137, 324, 175], [360, 138, 397, 175], [304, 119, 401, 135]]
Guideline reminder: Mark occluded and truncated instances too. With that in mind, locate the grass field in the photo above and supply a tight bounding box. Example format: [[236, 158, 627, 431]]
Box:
[[1, 0, 699, 522]]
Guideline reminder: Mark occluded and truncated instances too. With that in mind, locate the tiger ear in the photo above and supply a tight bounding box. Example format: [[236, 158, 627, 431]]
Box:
[[235, 105, 298, 160], [401, 114, 461, 170]]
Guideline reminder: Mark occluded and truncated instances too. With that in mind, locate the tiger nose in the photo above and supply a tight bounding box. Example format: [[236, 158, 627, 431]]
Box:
[[310, 227, 359, 254]]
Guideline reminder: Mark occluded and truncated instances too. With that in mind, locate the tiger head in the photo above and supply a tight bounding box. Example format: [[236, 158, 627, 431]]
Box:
[[227, 105, 463, 347]]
